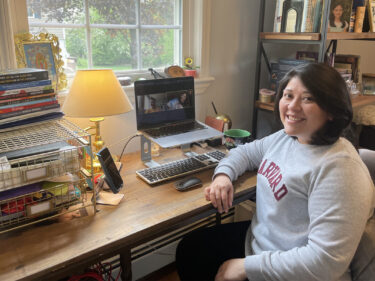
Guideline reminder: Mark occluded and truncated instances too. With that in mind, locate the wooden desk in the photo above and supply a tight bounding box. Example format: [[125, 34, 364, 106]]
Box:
[[0, 147, 257, 281]]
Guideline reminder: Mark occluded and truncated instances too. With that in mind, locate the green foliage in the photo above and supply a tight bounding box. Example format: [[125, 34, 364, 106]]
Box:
[[28, 0, 180, 70]]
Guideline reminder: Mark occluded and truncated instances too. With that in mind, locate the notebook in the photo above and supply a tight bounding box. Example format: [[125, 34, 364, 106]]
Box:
[[134, 76, 223, 148]]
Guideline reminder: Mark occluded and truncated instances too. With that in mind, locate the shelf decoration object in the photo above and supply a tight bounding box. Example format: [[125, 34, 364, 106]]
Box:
[[183, 57, 198, 78], [328, 0, 354, 32], [368, 0, 375, 32], [14, 32, 67, 92], [280, 0, 304, 32], [62, 69, 133, 171]]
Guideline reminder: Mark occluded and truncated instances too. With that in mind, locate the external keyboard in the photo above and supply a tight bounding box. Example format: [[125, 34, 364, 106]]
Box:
[[136, 150, 226, 185]]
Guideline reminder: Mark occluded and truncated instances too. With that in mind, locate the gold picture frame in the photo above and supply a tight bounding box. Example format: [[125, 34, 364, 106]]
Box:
[[14, 32, 67, 92]]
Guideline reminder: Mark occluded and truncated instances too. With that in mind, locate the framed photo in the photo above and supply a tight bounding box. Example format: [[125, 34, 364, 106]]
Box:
[[334, 54, 360, 82], [328, 0, 353, 32], [14, 32, 67, 92]]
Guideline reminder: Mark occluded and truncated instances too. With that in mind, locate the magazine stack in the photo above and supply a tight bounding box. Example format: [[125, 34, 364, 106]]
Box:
[[0, 68, 63, 130]]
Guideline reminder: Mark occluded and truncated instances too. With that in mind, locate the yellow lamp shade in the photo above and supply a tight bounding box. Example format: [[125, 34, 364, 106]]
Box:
[[62, 69, 133, 118]]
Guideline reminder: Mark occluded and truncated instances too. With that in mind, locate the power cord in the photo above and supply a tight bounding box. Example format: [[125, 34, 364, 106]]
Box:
[[118, 133, 142, 162]]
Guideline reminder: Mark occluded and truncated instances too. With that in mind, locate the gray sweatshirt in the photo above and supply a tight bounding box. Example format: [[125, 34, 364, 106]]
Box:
[[214, 130, 375, 281]]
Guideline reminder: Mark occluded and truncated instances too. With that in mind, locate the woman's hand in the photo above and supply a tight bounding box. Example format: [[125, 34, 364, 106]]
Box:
[[215, 258, 247, 281], [204, 174, 233, 213]]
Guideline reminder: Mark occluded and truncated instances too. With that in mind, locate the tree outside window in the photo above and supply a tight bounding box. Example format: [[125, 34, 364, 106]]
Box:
[[27, 0, 182, 76]]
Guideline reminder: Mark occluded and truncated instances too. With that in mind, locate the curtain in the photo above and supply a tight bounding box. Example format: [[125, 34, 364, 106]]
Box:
[[0, 0, 17, 70]]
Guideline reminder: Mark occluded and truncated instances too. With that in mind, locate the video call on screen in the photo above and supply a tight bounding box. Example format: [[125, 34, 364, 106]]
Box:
[[136, 89, 193, 115]]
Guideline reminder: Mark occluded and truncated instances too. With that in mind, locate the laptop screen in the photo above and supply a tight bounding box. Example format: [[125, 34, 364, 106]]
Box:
[[134, 76, 195, 130]]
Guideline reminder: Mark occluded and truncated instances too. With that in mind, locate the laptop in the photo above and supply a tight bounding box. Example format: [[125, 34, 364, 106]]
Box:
[[134, 76, 223, 148]]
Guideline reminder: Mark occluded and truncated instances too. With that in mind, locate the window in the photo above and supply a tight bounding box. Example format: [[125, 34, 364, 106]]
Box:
[[26, 0, 182, 77]]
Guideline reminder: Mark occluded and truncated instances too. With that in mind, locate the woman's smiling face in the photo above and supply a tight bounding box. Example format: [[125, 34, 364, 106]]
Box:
[[279, 76, 331, 144]]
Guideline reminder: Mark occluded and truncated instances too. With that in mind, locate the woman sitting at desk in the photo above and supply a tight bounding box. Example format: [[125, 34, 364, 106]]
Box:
[[176, 63, 374, 280]]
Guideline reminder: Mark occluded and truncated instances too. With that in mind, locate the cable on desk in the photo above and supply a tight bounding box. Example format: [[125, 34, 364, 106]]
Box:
[[119, 133, 141, 162]]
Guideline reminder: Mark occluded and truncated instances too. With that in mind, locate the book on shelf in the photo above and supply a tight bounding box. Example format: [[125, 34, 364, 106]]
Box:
[[334, 54, 360, 82], [349, 0, 366, 32], [0, 85, 53, 99], [335, 67, 353, 74], [368, 0, 375, 31], [349, 10, 356, 31], [0, 68, 48, 85], [0, 93, 56, 107], [273, 0, 286, 32], [354, 6, 367, 32], [0, 99, 58, 114], [296, 51, 319, 62], [302, 0, 323, 32], [0, 79, 52, 92]]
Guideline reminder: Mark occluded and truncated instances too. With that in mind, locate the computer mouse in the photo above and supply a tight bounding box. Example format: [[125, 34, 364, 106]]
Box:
[[175, 176, 202, 191]]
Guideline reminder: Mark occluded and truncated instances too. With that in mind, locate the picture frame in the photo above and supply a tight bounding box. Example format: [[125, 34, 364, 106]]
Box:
[[334, 54, 360, 83], [14, 32, 67, 92], [328, 0, 353, 32]]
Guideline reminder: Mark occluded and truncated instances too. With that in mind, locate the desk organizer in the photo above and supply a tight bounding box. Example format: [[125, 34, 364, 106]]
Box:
[[0, 119, 94, 232]]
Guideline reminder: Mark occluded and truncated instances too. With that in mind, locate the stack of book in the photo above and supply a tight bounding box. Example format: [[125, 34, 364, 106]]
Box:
[[0, 68, 63, 130], [270, 59, 311, 91]]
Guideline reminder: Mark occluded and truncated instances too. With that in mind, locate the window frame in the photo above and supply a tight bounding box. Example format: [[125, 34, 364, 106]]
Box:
[[27, 0, 182, 78], [2, 0, 213, 95]]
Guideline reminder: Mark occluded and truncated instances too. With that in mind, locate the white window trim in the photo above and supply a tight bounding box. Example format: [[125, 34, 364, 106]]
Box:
[[1, 0, 214, 99]]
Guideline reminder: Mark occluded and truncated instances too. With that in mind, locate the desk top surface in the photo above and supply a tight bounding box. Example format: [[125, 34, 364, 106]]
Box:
[[0, 146, 257, 280]]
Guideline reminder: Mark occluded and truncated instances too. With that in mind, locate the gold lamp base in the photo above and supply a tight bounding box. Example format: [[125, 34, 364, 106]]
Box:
[[85, 117, 105, 174]]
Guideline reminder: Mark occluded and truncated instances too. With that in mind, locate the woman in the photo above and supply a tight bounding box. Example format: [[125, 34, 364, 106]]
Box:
[[329, 2, 349, 32], [176, 63, 374, 281], [167, 92, 187, 110]]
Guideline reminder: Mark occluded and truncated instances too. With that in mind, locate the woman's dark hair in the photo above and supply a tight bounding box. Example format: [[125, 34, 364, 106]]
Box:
[[274, 62, 352, 145], [329, 3, 345, 28]]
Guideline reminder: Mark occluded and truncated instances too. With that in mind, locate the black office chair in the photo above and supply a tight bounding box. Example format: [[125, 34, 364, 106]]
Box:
[[350, 149, 375, 281]]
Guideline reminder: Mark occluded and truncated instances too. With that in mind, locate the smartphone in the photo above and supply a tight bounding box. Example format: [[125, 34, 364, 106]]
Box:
[[96, 147, 123, 194]]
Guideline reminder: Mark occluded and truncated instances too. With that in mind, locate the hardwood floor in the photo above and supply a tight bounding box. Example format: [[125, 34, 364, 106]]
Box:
[[140, 262, 179, 281]]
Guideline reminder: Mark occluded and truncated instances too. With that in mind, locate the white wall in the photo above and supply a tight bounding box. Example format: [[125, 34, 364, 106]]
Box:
[[66, 0, 261, 155], [203, 0, 260, 132]]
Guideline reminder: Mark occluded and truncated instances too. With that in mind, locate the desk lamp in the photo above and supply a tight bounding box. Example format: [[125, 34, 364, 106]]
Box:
[[62, 69, 133, 171]]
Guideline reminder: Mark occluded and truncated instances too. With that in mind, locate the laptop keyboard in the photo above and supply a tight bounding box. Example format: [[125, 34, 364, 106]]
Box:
[[143, 121, 205, 138], [136, 150, 226, 185]]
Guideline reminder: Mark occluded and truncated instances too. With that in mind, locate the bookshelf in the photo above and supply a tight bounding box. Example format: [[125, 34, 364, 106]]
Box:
[[260, 32, 375, 41], [252, 0, 375, 138]]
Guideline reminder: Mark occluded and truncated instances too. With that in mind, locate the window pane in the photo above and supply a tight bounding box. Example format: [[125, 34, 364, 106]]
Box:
[[141, 29, 179, 69], [28, 27, 88, 76], [89, 0, 137, 25], [27, 0, 85, 24], [65, 28, 88, 72], [91, 28, 135, 70], [140, 0, 178, 25]]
